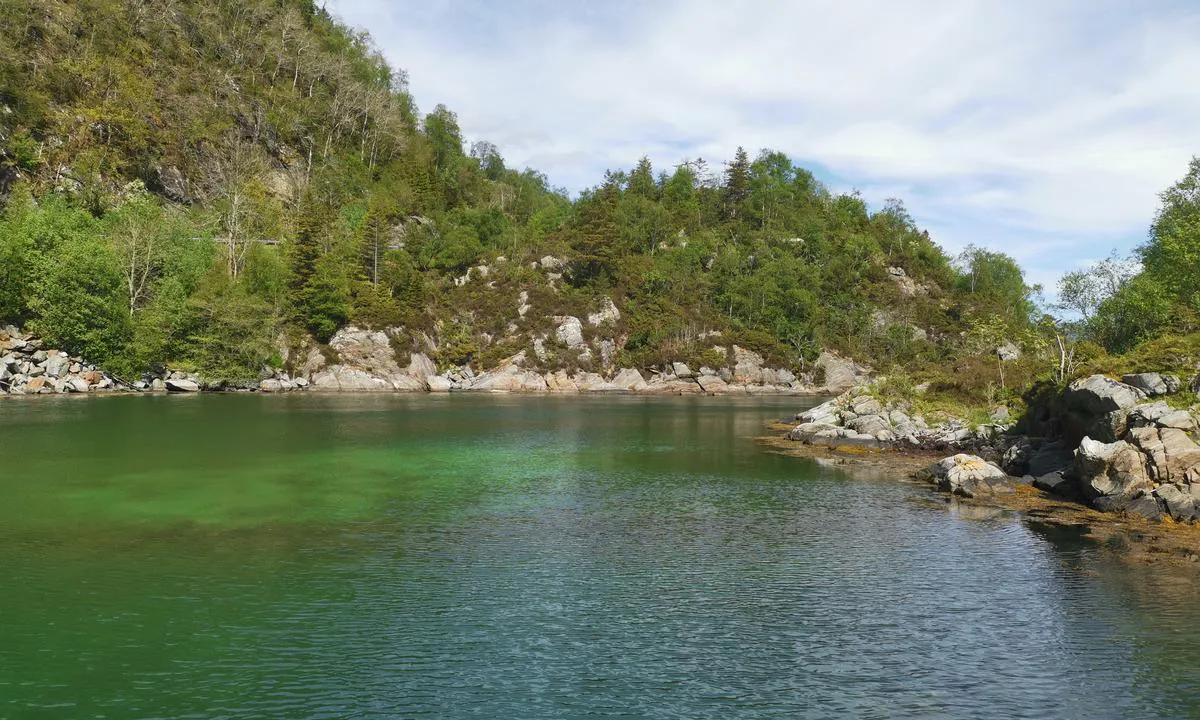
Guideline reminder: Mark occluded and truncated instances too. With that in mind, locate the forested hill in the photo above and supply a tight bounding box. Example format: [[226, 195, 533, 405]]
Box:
[[0, 0, 1055, 402]]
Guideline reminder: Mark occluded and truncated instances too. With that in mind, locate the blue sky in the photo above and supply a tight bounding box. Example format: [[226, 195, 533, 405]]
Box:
[[328, 0, 1200, 299]]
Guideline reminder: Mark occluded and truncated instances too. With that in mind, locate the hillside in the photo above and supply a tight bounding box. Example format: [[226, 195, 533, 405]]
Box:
[[1, 0, 1057, 404]]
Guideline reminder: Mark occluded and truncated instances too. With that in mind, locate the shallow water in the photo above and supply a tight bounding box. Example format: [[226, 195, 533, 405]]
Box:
[[1, 394, 1198, 719]]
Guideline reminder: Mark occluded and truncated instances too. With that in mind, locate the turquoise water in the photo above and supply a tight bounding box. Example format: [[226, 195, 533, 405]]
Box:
[[1, 394, 1198, 719]]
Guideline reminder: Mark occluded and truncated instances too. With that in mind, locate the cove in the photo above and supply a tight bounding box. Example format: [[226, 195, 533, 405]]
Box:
[[1, 394, 1198, 719]]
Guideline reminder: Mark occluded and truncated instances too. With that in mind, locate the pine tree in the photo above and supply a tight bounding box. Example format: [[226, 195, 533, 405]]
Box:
[[723, 146, 751, 221]]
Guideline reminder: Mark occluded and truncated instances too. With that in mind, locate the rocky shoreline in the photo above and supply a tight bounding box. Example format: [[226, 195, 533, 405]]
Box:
[[1, 324, 870, 398], [781, 372, 1200, 531]]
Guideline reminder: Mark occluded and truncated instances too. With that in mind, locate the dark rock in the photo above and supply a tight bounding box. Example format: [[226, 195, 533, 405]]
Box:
[[1032, 471, 1079, 499], [1093, 494, 1164, 521]]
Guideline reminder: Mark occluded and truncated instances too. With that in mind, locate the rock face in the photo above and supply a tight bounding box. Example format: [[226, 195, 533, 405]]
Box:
[[815, 351, 871, 393], [464, 353, 548, 393], [308, 326, 428, 391], [921, 455, 1013, 498], [555, 317, 586, 349]]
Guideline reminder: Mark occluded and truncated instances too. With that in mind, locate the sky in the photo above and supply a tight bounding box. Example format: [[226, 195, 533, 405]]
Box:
[[327, 0, 1200, 299]]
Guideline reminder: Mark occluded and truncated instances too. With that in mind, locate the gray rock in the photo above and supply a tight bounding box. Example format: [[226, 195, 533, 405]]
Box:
[[293, 377, 309, 388], [1066, 375, 1147, 414], [1123, 372, 1169, 396], [587, 297, 620, 326], [996, 342, 1021, 362], [1032, 471, 1078, 498], [164, 378, 200, 393], [1076, 437, 1154, 501], [426, 375, 453, 392], [696, 374, 730, 394], [1153, 484, 1198, 522], [555, 316, 585, 349], [611, 368, 648, 392], [260, 379, 283, 393], [151, 378, 166, 391], [671, 362, 694, 379], [922, 454, 1013, 498], [1027, 441, 1075, 478], [1093, 493, 1164, 521], [406, 353, 437, 381], [850, 396, 883, 416], [65, 376, 90, 393], [815, 351, 871, 392]]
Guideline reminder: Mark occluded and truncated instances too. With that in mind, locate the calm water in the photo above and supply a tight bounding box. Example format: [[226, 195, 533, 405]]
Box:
[[1, 395, 1199, 719]]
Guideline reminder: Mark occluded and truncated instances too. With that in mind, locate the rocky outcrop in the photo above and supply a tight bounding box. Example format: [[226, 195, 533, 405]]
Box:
[[814, 351, 871, 393], [787, 390, 1006, 453], [920, 455, 1014, 498], [308, 326, 431, 392], [0, 328, 123, 395]]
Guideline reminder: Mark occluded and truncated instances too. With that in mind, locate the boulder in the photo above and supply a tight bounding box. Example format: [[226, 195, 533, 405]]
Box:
[[574, 372, 619, 392], [544, 370, 578, 393], [1128, 402, 1196, 432], [797, 398, 841, 426], [1126, 427, 1200, 485], [1122, 372, 1171, 397], [671, 362, 695, 379], [1153, 483, 1199, 522], [328, 326, 398, 376], [555, 317, 586, 349], [467, 355, 548, 393], [164, 378, 200, 393], [426, 375, 453, 393], [732, 345, 765, 384], [406, 353, 437, 381], [1093, 494, 1165, 521], [587, 297, 621, 326], [44, 354, 70, 378], [260, 379, 283, 393], [815, 351, 870, 392], [996, 342, 1021, 362], [696, 373, 731, 394], [922, 454, 1013, 498], [1066, 375, 1147, 415], [65, 377, 90, 393], [1075, 437, 1154, 501], [611, 368, 648, 392]]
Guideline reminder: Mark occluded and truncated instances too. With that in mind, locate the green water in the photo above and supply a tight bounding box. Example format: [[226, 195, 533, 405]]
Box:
[[1, 394, 1199, 719]]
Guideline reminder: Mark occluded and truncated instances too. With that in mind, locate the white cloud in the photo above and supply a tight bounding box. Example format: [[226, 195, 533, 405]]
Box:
[[327, 0, 1200, 292]]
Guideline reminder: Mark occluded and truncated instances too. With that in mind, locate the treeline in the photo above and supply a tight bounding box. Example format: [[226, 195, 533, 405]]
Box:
[[1057, 159, 1200, 367], [1, 0, 1069, 405]]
